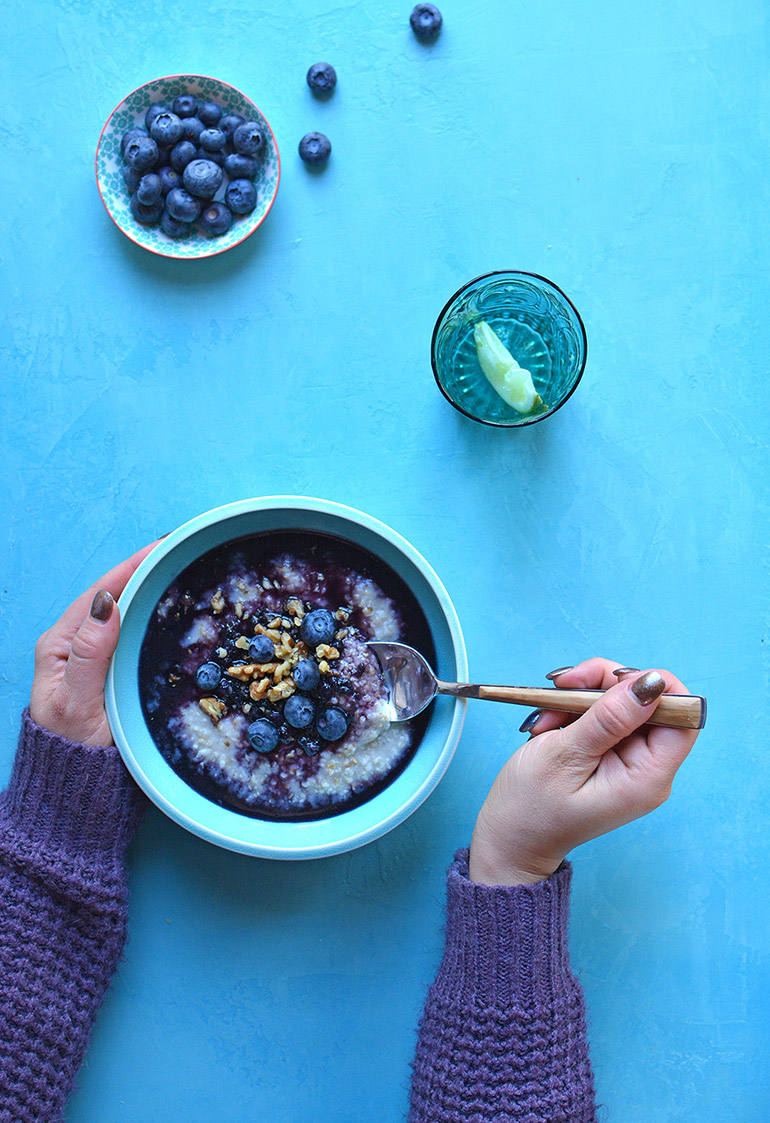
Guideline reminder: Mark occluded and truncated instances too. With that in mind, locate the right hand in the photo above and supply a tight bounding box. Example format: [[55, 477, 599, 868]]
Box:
[[468, 659, 700, 886]]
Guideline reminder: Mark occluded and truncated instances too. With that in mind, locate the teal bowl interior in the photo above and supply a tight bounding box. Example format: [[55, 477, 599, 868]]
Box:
[[106, 497, 467, 859]]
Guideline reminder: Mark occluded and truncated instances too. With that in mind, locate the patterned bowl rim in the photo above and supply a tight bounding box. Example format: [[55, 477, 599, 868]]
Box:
[[95, 73, 281, 260]]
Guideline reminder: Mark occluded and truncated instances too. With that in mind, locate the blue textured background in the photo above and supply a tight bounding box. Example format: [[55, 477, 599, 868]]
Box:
[[2, 2, 768, 1120]]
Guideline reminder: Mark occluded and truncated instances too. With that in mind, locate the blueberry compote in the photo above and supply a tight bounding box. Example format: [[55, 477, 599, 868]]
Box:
[[139, 531, 434, 821]]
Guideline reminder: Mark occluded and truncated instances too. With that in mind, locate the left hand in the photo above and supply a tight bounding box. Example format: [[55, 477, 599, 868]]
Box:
[[30, 541, 160, 747]]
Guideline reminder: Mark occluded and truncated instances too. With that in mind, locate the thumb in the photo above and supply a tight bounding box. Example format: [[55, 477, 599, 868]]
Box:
[[62, 589, 121, 703], [560, 670, 667, 761]]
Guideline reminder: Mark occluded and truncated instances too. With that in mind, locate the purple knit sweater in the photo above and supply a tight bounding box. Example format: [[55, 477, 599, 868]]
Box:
[[0, 715, 595, 1121]]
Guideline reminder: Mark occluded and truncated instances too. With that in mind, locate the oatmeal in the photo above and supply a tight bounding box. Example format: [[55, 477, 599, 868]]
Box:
[[139, 531, 434, 820]]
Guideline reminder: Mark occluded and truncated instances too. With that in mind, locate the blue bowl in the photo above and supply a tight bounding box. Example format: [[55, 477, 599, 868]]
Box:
[[106, 497, 467, 859]]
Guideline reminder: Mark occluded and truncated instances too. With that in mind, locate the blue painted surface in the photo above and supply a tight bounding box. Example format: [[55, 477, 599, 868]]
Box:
[[2, 2, 768, 1120]]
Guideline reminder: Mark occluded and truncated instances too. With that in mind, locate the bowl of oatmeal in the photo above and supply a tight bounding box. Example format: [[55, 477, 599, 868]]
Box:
[[106, 497, 467, 858]]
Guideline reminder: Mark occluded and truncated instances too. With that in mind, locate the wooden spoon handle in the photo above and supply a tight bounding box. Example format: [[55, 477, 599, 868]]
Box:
[[436, 683, 706, 730]]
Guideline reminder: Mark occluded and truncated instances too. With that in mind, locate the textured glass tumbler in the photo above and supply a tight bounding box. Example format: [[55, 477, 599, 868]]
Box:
[[431, 271, 587, 427]]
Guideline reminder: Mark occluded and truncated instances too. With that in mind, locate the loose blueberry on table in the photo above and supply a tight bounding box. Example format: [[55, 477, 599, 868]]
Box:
[[298, 132, 331, 166], [306, 62, 337, 96], [410, 3, 442, 39]]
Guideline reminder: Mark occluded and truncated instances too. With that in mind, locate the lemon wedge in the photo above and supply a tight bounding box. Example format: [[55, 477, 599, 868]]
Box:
[[473, 321, 542, 414]]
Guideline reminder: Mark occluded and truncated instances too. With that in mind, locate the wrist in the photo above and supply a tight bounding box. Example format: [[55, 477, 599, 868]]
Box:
[[469, 822, 563, 887]]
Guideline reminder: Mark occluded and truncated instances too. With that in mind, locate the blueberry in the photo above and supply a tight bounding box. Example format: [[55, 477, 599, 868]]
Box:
[[170, 140, 198, 172], [166, 186, 202, 222], [124, 135, 159, 172], [136, 173, 162, 205], [225, 178, 257, 215], [220, 113, 246, 140], [224, 153, 258, 179], [200, 127, 226, 152], [123, 165, 142, 192], [306, 62, 337, 96], [248, 633, 275, 662], [181, 116, 205, 144], [197, 101, 223, 127], [121, 126, 148, 157], [150, 111, 184, 147], [410, 3, 442, 39], [298, 132, 331, 166], [317, 706, 348, 742], [247, 718, 280, 753], [195, 661, 222, 690], [160, 209, 193, 238], [293, 658, 321, 692], [233, 121, 265, 157], [284, 694, 317, 729], [198, 201, 233, 236], [145, 103, 170, 131], [157, 166, 180, 195], [173, 94, 198, 118], [130, 194, 163, 225], [183, 158, 223, 199], [300, 608, 336, 647]]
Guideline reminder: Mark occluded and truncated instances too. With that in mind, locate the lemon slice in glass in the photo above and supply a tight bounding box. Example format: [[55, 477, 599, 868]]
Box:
[[473, 321, 543, 414]]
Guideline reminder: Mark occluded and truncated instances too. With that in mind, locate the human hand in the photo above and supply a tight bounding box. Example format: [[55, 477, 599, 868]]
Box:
[[468, 659, 700, 886], [30, 541, 160, 748]]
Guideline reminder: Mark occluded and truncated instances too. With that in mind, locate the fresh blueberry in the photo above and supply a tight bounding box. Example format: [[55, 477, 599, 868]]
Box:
[[200, 127, 226, 152], [183, 158, 224, 198], [130, 194, 163, 225], [247, 718, 280, 753], [410, 3, 442, 39], [306, 62, 337, 96], [150, 111, 184, 147], [173, 94, 198, 118], [196, 146, 226, 167], [316, 706, 348, 742], [293, 658, 321, 692], [225, 178, 257, 215], [233, 122, 265, 157], [197, 101, 223, 127], [284, 694, 317, 729], [300, 608, 336, 647], [220, 113, 246, 140], [248, 634, 275, 662], [157, 166, 180, 195], [145, 103, 170, 131], [224, 153, 258, 179], [298, 132, 331, 166], [160, 209, 193, 238], [121, 126, 148, 157], [181, 116, 205, 144], [136, 173, 162, 205], [123, 165, 142, 192], [195, 661, 222, 689], [199, 201, 233, 236], [166, 186, 202, 222], [170, 140, 198, 172], [124, 135, 159, 172]]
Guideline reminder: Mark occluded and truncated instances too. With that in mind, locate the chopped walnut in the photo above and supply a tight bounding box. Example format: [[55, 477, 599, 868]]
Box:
[[227, 663, 257, 681], [210, 588, 225, 614], [268, 680, 294, 702], [335, 607, 351, 622], [216, 647, 228, 659], [250, 679, 270, 700], [285, 596, 305, 619], [273, 659, 293, 682], [200, 697, 226, 723], [234, 636, 250, 651], [316, 644, 340, 661], [318, 660, 330, 674], [234, 602, 244, 618]]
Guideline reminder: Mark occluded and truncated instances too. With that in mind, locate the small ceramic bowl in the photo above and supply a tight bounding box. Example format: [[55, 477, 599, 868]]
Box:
[[106, 497, 467, 859], [96, 74, 280, 259]]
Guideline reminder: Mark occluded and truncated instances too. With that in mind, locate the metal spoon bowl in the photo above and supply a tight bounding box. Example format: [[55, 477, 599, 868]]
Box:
[[367, 642, 706, 730]]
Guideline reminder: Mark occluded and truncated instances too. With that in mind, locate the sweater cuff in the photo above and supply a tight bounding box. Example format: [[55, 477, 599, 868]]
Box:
[[434, 847, 575, 1008], [0, 710, 146, 865]]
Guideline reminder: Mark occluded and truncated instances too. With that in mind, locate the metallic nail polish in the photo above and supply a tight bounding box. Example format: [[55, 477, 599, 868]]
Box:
[[612, 667, 640, 677], [630, 671, 666, 705], [519, 709, 542, 733], [90, 589, 114, 623], [545, 666, 573, 681]]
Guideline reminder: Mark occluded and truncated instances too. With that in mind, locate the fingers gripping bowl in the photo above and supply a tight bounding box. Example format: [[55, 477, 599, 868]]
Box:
[[106, 498, 467, 859]]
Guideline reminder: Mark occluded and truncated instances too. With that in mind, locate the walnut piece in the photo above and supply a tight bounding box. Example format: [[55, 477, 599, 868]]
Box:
[[200, 697, 226, 723]]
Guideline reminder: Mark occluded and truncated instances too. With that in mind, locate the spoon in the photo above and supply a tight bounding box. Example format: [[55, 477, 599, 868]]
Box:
[[367, 642, 706, 730]]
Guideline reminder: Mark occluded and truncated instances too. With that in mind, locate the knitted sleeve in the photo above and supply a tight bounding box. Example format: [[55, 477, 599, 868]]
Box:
[[409, 849, 596, 1122], [0, 712, 146, 1123]]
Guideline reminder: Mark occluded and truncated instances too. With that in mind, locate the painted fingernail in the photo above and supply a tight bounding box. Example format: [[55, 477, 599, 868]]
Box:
[[630, 671, 666, 705], [545, 666, 573, 681], [612, 667, 640, 677], [519, 709, 542, 733], [90, 589, 114, 623]]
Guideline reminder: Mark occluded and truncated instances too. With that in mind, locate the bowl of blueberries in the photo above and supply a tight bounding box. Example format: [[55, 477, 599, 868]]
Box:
[[96, 74, 280, 259], [106, 496, 467, 859]]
